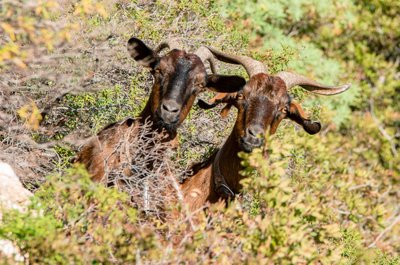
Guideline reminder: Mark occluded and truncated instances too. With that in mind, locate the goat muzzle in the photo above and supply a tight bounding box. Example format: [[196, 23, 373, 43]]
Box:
[[159, 99, 181, 124], [238, 124, 264, 152]]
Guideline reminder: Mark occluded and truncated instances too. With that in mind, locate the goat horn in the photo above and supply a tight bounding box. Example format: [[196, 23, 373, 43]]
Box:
[[194, 46, 217, 74], [205, 46, 267, 77], [276, 71, 351, 95], [154, 39, 182, 53]]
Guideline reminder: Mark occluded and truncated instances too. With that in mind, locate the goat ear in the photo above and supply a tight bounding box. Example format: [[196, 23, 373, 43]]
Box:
[[206, 74, 246, 93], [127, 37, 159, 69], [197, 92, 236, 110], [287, 101, 321, 135], [198, 92, 236, 118]]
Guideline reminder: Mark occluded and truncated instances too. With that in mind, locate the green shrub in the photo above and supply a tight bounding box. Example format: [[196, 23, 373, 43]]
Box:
[[0, 166, 145, 264]]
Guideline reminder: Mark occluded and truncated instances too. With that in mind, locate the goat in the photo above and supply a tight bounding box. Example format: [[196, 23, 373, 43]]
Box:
[[74, 38, 246, 182], [180, 48, 351, 211]]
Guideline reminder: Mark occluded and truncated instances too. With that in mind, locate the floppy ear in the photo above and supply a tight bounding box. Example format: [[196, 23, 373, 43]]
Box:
[[127, 37, 159, 69], [198, 91, 237, 109], [206, 74, 246, 93], [287, 101, 321, 135], [197, 92, 237, 118]]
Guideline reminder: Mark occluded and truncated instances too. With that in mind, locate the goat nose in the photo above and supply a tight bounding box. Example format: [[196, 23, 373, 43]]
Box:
[[161, 100, 180, 114], [247, 125, 263, 138]]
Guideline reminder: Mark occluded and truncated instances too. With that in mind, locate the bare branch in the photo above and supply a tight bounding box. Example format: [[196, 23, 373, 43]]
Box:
[[368, 213, 400, 248]]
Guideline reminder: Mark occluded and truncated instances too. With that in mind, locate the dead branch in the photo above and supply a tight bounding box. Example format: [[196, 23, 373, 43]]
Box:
[[368, 213, 400, 248]]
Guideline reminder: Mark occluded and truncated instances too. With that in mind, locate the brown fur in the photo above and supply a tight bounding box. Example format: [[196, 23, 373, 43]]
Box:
[[181, 73, 321, 211], [75, 38, 246, 182], [75, 118, 143, 182], [76, 49, 207, 181]]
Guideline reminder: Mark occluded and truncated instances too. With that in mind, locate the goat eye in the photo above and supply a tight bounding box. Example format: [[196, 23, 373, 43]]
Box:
[[237, 94, 244, 100], [281, 107, 287, 114]]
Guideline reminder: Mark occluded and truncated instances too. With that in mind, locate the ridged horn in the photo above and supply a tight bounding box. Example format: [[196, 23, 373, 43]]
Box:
[[276, 71, 351, 95], [205, 46, 267, 77], [194, 46, 217, 74]]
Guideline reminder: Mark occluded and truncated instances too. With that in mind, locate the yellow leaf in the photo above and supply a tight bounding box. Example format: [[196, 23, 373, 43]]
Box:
[[95, 3, 108, 18], [17, 100, 42, 130], [13, 58, 27, 69], [1, 23, 16, 41]]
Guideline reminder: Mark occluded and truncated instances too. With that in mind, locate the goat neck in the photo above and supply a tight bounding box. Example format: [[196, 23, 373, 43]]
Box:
[[212, 129, 243, 195], [181, 119, 244, 211]]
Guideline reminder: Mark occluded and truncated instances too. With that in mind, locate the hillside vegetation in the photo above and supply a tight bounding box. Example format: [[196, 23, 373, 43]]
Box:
[[0, 0, 399, 264]]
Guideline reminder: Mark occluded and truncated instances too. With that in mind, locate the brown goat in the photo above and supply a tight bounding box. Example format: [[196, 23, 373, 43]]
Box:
[[75, 38, 246, 182], [180, 48, 351, 211]]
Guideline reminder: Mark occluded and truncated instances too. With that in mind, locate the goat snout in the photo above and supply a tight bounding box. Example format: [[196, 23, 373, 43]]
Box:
[[160, 99, 180, 123], [247, 125, 263, 139], [240, 125, 264, 152]]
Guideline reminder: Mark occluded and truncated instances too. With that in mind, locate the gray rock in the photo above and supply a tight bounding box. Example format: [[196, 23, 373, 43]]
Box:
[[0, 162, 31, 262], [0, 162, 32, 211]]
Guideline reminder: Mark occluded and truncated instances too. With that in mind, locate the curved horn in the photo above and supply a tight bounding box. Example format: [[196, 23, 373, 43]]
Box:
[[276, 71, 351, 95], [205, 46, 267, 77], [154, 39, 182, 53], [194, 46, 217, 74]]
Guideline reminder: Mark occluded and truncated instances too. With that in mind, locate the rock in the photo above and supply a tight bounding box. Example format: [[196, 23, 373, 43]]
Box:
[[0, 239, 24, 262], [0, 162, 32, 263], [0, 162, 32, 211]]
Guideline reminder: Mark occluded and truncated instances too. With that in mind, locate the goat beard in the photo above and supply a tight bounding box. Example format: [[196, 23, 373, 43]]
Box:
[[239, 140, 255, 153], [155, 118, 178, 140]]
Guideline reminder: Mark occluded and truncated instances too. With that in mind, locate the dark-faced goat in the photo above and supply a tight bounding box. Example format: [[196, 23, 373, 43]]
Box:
[[75, 38, 246, 182], [180, 48, 351, 211]]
